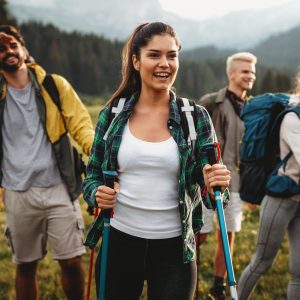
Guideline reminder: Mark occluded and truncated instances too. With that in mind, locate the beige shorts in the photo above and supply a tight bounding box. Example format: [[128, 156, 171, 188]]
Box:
[[200, 192, 244, 233], [4, 184, 86, 264]]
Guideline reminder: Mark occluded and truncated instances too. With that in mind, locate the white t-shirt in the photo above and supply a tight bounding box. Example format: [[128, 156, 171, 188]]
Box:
[[2, 83, 62, 190]]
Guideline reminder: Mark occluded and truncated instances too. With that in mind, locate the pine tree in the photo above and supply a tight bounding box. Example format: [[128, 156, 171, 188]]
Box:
[[0, 0, 17, 26]]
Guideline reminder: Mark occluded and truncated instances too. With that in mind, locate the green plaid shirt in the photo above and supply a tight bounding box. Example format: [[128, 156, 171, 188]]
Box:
[[82, 92, 229, 263]]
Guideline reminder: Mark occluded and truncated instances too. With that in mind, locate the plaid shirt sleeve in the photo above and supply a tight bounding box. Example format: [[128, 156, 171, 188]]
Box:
[[82, 104, 111, 207], [194, 104, 230, 208]]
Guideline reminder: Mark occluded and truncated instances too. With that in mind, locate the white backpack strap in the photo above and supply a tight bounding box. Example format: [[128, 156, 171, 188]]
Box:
[[181, 98, 197, 150], [103, 98, 126, 141]]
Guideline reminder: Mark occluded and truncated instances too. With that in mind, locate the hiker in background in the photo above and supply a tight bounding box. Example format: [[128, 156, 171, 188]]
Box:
[[197, 52, 257, 300], [238, 71, 300, 300], [0, 25, 94, 300], [82, 22, 231, 300]]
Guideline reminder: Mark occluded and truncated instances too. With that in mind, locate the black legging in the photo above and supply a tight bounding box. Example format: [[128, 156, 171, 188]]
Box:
[[95, 227, 197, 300]]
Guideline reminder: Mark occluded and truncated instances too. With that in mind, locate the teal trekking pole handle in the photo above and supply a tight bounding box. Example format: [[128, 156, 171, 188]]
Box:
[[99, 170, 118, 300], [203, 143, 238, 300]]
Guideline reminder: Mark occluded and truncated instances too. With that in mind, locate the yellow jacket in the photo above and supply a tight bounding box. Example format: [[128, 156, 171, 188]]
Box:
[[0, 63, 94, 200]]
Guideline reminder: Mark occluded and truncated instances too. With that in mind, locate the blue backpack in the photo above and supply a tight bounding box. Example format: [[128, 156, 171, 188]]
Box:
[[239, 93, 291, 204]]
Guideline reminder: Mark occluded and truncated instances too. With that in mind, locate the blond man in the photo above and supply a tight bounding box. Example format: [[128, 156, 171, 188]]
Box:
[[197, 52, 257, 300]]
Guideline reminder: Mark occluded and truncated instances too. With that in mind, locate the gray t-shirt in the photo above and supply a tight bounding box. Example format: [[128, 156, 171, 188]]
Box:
[[1, 82, 63, 191]]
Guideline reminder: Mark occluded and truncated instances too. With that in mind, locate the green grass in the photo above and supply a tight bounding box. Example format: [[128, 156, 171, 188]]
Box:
[[0, 105, 290, 299], [0, 202, 290, 300], [197, 207, 289, 300], [80, 94, 106, 107]]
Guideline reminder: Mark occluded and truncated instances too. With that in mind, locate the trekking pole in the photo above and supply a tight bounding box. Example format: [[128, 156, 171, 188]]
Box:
[[86, 206, 99, 300], [195, 234, 200, 300], [203, 142, 238, 300], [99, 170, 118, 300]]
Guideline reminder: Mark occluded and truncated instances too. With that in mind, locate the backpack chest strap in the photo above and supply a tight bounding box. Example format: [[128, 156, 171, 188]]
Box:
[[103, 98, 126, 141], [112, 98, 126, 114], [181, 97, 197, 144]]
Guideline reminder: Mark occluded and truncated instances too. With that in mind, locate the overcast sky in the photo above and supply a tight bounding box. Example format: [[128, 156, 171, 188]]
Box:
[[8, 0, 295, 21], [159, 0, 294, 20]]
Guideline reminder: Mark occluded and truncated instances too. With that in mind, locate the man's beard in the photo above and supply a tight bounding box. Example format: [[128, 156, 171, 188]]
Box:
[[0, 53, 21, 72]]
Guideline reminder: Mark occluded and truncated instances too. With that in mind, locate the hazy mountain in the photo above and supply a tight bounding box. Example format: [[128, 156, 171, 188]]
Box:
[[181, 46, 234, 62], [7, 0, 300, 49], [252, 25, 300, 69], [182, 25, 300, 71]]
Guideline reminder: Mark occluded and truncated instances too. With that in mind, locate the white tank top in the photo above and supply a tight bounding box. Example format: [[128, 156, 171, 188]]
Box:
[[110, 121, 181, 239]]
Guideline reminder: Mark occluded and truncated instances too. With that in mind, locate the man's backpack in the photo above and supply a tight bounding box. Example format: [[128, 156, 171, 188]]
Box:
[[41, 74, 87, 180], [239, 93, 294, 204], [104, 96, 198, 155]]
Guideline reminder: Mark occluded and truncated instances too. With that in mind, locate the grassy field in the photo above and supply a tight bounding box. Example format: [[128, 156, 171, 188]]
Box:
[[0, 201, 290, 299], [0, 104, 291, 299]]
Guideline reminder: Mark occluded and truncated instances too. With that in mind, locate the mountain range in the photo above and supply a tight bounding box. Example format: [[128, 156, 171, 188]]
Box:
[[7, 0, 300, 50], [182, 24, 300, 70]]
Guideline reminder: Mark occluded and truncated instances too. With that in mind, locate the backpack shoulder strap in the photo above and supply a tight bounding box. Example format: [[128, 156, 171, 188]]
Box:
[[42, 74, 61, 111], [267, 105, 300, 168], [291, 106, 300, 118], [41, 73, 70, 131], [27, 69, 62, 113], [270, 150, 293, 176], [103, 97, 126, 141], [271, 106, 300, 142], [176, 97, 197, 153]]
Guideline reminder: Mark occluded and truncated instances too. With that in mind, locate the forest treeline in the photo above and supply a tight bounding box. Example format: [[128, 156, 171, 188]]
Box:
[[0, 0, 295, 102]]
